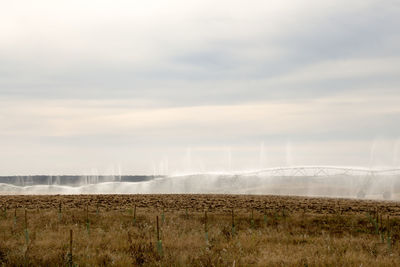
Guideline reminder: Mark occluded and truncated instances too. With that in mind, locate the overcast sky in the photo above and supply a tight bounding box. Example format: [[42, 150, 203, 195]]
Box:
[[1, 0, 400, 175]]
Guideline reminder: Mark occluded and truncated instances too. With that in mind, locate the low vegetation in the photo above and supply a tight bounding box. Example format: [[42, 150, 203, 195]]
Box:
[[0, 194, 399, 266]]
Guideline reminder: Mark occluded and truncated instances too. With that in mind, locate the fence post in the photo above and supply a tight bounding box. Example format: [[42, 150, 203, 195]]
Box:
[[156, 216, 163, 256], [133, 205, 136, 224], [264, 207, 267, 225], [58, 201, 62, 221], [2, 205, 7, 219], [231, 209, 235, 236], [85, 204, 90, 234], [387, 215, 390, 232], [24, 208, 29, 244], [157, 215, 160, 241], [204, 210, 208, 243], [251, 208, 255, 228], [14, 207, 17, 226], [68, 229, 73, 267]]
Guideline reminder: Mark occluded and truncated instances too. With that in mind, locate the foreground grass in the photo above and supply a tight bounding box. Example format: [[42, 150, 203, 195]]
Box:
[[0, 195, 399, 266]]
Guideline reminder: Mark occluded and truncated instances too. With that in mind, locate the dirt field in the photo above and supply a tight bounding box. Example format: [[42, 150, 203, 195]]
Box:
[[0, 194, 400, 266]]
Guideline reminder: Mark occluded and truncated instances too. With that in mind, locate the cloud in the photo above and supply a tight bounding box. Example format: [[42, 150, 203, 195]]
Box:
[[1, 90, 399, 140], [1, 0, 398, 102], [0, 0, 399, 174]]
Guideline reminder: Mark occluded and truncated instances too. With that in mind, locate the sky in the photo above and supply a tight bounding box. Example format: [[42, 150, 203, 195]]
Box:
[[1, 0, 400, 175]]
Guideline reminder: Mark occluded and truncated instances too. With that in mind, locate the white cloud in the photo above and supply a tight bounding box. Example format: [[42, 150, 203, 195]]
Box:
[[0, 0, 399, 174], [1, 90, 399, 139], [265, 57, 400, 85]]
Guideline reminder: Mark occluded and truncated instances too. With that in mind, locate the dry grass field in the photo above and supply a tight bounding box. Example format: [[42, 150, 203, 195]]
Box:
[[1, 194, 400, 266]]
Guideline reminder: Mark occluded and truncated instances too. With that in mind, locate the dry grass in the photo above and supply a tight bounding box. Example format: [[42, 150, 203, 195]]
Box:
[[0, 194, 399, 266]]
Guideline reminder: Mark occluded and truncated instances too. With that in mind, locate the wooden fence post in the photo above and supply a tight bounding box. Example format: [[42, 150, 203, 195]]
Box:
[[13, 207, 17, 226], [68, 229, 73, 267], [58, 201, 62, 221], [231, 209, 235, 236], [156, 216, 163, 256], [24, 208, 29, 244], [204, 210, 208, 243], [251, 208, 255, 228], [264, 207, 267, 225], [2, 205, 6, 219], [133, 205, 136, 224], [85, 204, 90, 234]]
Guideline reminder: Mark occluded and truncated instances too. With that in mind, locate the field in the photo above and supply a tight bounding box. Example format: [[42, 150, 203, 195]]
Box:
[[1, 194, 400, 266]]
